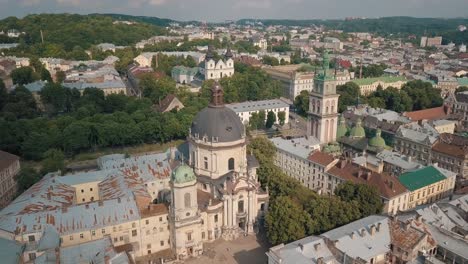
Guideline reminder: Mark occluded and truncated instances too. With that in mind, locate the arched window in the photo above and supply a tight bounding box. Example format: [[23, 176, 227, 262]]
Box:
[[238, 200, 244, 213], [228, 158, 235, 171], [184, 193, 191, 208]]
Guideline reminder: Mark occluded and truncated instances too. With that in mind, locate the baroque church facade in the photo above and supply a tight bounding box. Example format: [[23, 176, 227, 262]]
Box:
[[170, 82, 269, 258], [200, 45, 235, 80]]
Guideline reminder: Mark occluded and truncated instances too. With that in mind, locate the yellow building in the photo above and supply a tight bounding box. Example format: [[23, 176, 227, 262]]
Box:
[[399, 165, 456, 209]]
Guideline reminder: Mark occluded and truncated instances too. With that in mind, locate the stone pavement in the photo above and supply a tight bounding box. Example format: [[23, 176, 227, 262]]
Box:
[[183, 234, 270, 264]]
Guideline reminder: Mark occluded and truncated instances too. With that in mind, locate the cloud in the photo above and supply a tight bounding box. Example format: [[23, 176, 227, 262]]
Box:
[[233, 0, 272, 9]]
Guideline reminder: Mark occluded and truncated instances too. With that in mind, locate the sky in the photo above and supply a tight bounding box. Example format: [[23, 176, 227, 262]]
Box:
[[0, 0, 467, 21]]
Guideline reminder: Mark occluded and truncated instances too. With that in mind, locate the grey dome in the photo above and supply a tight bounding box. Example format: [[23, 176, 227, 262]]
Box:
[[191, 106, 245, 143]]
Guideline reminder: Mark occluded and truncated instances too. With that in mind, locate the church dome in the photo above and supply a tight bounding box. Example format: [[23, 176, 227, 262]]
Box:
[[171, 164, 196, 184], [190, 82, 245, 143], [350, 118, 366, 138], [336, 116, 348, 139], [369, 129, 386, 148]]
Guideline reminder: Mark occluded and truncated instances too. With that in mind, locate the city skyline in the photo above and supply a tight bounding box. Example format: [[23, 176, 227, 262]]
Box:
[[1, 0, 468, 21]]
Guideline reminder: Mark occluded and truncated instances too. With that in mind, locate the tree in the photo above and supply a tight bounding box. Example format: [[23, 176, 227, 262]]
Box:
[[278, 111, 286, 126], [266, 111, 277, 128], [0, 79, 6, 110], [10, 67, 39, 85], [262, 56, 280, 66], [258, 110, 266, 129], [456, 86, 468, 93], [337, 82, 360, 112], [56, 71, 66, 83], [40, 83, 68, 115], [294, 90, 309, 116], [335, 182, 383, 216], [141, 75, 176, 103], [265, 196, 312, 245], [41, 149, 65, 175], [16, 165, 42, 192]]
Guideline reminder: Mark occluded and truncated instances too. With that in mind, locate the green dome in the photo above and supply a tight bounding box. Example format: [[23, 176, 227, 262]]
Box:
[[369, 129, 386, 148], [171, 164, 196, 184], [350, 118, 366, 138], [336, 116, 348, 139]]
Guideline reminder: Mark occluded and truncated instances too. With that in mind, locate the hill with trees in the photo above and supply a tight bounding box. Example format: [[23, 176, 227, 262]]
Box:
[[0, 14, 167, 59], [238, 17, 468, 44]]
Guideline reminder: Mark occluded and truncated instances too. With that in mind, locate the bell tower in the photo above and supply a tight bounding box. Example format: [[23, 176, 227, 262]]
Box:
[[309, 50, 340, 144]]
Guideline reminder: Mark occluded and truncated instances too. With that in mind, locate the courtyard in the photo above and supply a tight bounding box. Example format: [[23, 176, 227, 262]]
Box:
[[183, 234, 270, 264]]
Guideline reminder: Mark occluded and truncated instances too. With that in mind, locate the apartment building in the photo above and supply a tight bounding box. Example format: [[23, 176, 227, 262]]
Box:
[[432, 133, 468, 180], [0, 150, 20, 208], [399, 165, 456, 209], [352, 76, 407, 96], [263, 64, 315, 100]]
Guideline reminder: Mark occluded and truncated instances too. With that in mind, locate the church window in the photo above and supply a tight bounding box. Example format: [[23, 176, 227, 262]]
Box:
[[203, 183, 208, 190], [204, 157, 208, 170], [260, 203, 265, 211], [228, 158, 235, 171], [132, 230, 137, 237], [187, 232, 192, 241], [220, 65, 223, 69], [211, 73, 213, 78], [214, 214, 218, 223], [184, 193, 191, 208], [238, 200, 244, 213]]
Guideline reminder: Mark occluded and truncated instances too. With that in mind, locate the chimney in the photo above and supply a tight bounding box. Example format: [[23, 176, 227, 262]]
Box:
[[314, 243, 321, 251], [404, 222, 410, 231], [377, 222, 382, 232], [298, 243, 304, 251], [98, 201, 104, 207], [358, 170, 364, 179], [62, 207, 68, 213], [169, 147, 176, 161], [47, 193, 51, 200], [360, 228, 366, 237], [416, 215, 423, 223], [350, 232, 355, 239], [340, 159, 347, 169], [117, 197, 121, 203], [389, 181, 394, 190], [317, 257, 324, 264], [370, 225, 376, 236], [366, 171, 372, 181]]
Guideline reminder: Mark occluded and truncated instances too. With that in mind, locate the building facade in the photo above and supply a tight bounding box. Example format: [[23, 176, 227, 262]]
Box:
[[352, 76, 407, 96], [226, 99, 290, 126], [0, 151, 19, 208], [200, 46, 235, 80]]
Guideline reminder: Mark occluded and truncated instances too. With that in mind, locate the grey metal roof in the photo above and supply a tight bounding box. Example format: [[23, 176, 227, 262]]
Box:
[[270, 136, 320, 160], [376, 150, 424, 171], [269, 236, 336, 264], [190, 106, 245, 143], [0, 237, 24, 264], [226, 99, 289, 113], [321, 215, 390, 262], [60, 237, 129, 264]]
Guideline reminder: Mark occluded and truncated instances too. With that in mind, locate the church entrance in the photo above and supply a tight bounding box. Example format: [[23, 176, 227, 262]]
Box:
[[188, 247, 193, 256], [238, 217, 246, 231]]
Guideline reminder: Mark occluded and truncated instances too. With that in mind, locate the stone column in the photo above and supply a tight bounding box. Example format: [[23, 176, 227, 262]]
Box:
[[223, 199, 228, 226], [232, 195, 238, 228]]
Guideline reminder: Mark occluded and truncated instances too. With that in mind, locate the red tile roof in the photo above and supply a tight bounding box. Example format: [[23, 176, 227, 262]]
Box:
[[432, 133, 468, 159], [0, 150, 19, 171], [403, 106, 448, 121], [308, 151, 336, 166], [328, 160, 408, 199]]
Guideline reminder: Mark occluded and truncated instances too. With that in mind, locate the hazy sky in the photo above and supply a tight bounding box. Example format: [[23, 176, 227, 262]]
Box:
[[1, 0, 467, 21]]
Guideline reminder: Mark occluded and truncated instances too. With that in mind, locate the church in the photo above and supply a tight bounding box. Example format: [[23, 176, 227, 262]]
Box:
[[170, 81, 269, 258], [199, 45, 235, 80], [0, 82, 268, 263]]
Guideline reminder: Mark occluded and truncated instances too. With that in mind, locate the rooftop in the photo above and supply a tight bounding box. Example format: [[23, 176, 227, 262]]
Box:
[[398, 166, 449, 191], [352, 76, 406, 86], [270, 136, 320, 160], [226, 99, 289, 113], [403, 106, 448, 121]]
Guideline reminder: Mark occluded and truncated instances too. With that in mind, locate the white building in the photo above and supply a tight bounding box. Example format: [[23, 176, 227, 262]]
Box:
[[134, 52, 205, 68], [200, 45, 235, 80], [226, 99, 290, 125]]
